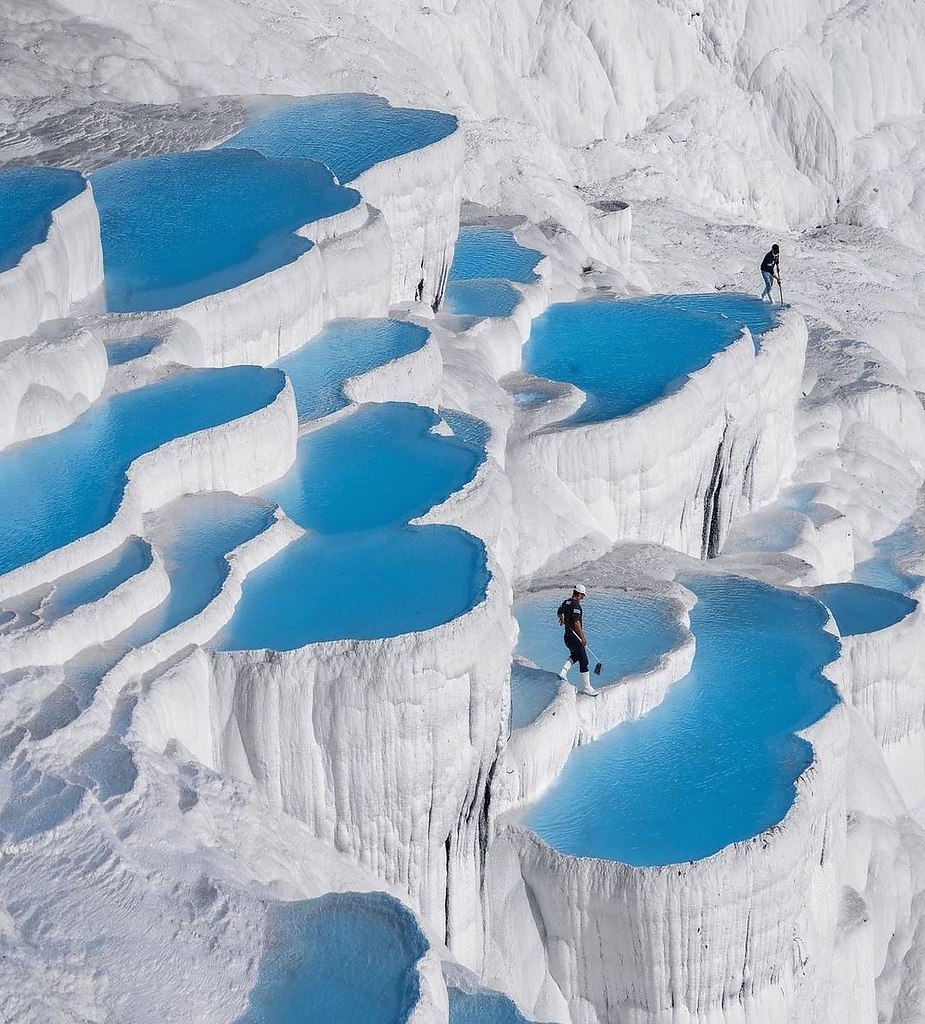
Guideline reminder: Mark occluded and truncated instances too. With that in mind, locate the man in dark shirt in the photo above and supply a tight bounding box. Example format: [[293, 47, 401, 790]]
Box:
[[760, 244, 780, 302], [556, 583, 598, 696]]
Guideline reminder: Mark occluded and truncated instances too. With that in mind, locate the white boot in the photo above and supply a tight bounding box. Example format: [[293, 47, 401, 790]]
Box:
[[558, 659, 572, 681], [578, 671, 599, 697]]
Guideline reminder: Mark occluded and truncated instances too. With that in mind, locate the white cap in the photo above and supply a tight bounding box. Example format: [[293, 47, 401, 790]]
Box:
[[573, 583, 587, 595]]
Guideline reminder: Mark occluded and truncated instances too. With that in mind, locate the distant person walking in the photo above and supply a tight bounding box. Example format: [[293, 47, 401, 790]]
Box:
[[760, 244, 781, 303], [557, 584, 598, 697]]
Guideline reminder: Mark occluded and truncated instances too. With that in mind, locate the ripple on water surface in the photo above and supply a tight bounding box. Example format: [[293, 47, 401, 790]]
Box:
[[92, 149, 359, 311], [0, 366, 284, 577], [274, 319, 429, 423], [445, 279, 521, 318], [449, 227, 543, 284], [523, 293, 776, 424], [511, 592, 685, 730], [0, 166, 85, 274], [223, 94, 457, 183], [525, 576, 839, 865]]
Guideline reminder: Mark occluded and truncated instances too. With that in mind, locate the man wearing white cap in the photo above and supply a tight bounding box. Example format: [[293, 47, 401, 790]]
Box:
[[556, 584, 598, 696]]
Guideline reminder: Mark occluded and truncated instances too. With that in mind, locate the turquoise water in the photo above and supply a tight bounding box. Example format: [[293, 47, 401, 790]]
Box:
[[105, 337, 158, 366], [441, 408, 492, 452], [216, 525, 488, 649], [812, 582, 916, 636], [525, 576, 839, 865], [445, 279, 521, 318], [223, 94, 457, 183], [274, 320, 429, 423], [523, 293, 776, 424], [41, 538, 151, 623], [121, 493, 276, 649], [449, 988, 539, 1023], [855, 517, 925, 594], [511, 592, 685, 729], [264, 403, 483, 533], [0, 366, 284, 576], [449, 227, 543, 284], [0, 167, 85, 273], [92, 149, 359, 311], [24, 494, 275, 744], [237, 892, 427, 1024], [218, 402, 489, 649]]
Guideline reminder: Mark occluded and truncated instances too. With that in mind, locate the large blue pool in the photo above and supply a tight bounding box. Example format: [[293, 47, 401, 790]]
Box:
[[523, 293, 776, 424], [223, 94, 457, 183], [812, 582, 916, 636], [0, 167, 85, 274], [525, 576, 839, 865], [237, 892, 427, 1024], [511, 592, 685, 730], [216, 402, 490, 650], [92, 149, 359, 311], [449, 227, 543, 284], [0, 366, 284, 577], [274, 319, 429, 423]]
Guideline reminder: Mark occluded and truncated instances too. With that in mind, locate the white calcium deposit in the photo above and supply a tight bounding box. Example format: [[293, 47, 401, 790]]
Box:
[[2, 1, 925, 1021]]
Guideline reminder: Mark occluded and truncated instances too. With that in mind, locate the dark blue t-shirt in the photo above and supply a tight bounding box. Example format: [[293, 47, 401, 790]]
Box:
[[761, 249, 779, 274], [558, 597, 583, 642]]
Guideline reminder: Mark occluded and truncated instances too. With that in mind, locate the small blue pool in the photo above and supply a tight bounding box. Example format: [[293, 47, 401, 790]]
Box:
[[223, 94, 457, 183], [218, 401, 489, 650], [812, 582, 916, 636], [264, 403, 484, 534], [0, 366, 285, 577], [274, 319, 429, 423], [236, 892, 428, 1024], [511, 592, 685, 729], [0, 167, 85, 274], [854, 517, 925, 595], [449, 227, 543, 284], [39, 537, 152, 624], [523, 293, 776, 424], [449, 987, 539, 1023], [105, 337, 159, 366], [525, 576, 839, 865], [445, 279, 521, 318], [92, 149, 359, 311]]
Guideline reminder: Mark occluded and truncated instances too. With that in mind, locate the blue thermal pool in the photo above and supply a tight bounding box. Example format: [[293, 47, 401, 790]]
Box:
[[92, 149, 359, 312], [445, 279, 521, 319], [264, 402, 484, 533], [274, 319, 429, 423], [237, 892, 427, 1024], [511, 592, 685, 730], [105, 337, 159, 366], [40, 537, 152, 624], [0, 167, 85, 274], [449, 988, 537, 1024], [440, 408, 493, 451], [449, 227, 543, 284], [854, 517, 925, 595], [0, 366, 285, 577], [523, 293, 776, 424], [25, 494, 276, 744], [524, 576, 839, 865], [812, 582, 916, 636], [223, 94, 457, 183], [216, 402, 490, 650]]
